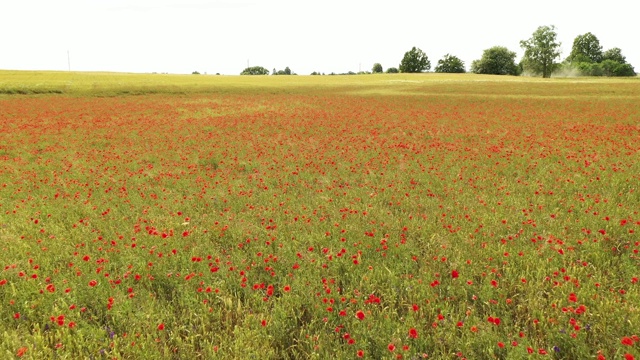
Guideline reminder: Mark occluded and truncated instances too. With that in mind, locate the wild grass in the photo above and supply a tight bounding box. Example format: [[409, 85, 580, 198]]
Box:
[[0, 71, 639, 359]]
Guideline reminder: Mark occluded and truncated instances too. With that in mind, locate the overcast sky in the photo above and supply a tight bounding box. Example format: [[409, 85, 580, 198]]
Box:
[[2, 0, 638, 75]]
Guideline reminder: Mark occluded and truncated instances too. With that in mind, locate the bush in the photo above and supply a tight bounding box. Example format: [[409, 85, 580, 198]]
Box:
[[241, 66, 269, 75], [471, 46, 520, 76]]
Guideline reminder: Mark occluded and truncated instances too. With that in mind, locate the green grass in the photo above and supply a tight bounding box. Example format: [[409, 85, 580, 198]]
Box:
[[0, 71, 639, 359], [1, 69, 638, 97]]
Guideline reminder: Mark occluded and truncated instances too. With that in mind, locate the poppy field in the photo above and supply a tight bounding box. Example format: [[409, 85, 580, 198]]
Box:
[[1, 72, 639, 359]]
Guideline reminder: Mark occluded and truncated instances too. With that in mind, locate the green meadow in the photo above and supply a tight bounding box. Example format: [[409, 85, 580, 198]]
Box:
[[1, 71, 639, 359]]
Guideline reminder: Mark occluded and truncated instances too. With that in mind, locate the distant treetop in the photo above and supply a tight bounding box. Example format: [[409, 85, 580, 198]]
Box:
[[241, 66, 269, 75], [399, 47, 431, 73]]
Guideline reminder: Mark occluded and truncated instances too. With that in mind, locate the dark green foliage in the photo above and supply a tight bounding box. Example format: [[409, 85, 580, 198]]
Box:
[[602, 48, 626, 64], [520, 25, 561, 78], [399, 47, 431, 73], [470, 46, 520, 75], [385, 67, 399, 74], [435, 54, 466, 73], [567, 45, 635, 77], [372, 63, 383, 73], [568, 32, 603, 63], [273, 67, 295, 75], [601, 60, 636, 76], [240, 66, 269, 75]]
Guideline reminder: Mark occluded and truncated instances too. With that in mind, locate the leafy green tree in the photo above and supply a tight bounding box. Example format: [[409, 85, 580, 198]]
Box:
[[241, 66, 269, 75], [568, 32, 603, 63], [435, 54, 465, 73], [470, 46, 520, 75], [601, 59, 635, 76], [372, 63, 383, 73], [520, 25, 561, 78], [386, 67, 399, 73], [399, 47, 431, 73], [602, 47, 627, 64], [273, 66, 295, 75]]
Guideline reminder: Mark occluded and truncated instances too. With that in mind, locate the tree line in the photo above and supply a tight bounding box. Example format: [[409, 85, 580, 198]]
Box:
[[239, 26, 635, 77]]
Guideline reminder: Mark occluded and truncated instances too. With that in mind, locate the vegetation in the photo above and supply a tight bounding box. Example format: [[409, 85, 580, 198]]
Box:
[[399, 47, 431, 73], [241, 66, 269, 75], [1, 72, 639, 359], [520, 25, 561, 78], [371, 63, 383, 74], [563, 33, 636, 77], [435, 54, 466, 73], [567, 32, 603, 64], [471, 46, 520, 76], [272, 67, 295, 75]]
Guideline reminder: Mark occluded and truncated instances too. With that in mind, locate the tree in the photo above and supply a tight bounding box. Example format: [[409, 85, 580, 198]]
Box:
[[602, 47, 627, 64], [386, 67, 399, 73], [568, 32, 603, 63], [372, 63, 383, 73], [241, 66, 269, 75], [273, 66, 295, 75], [470, 46, 520, 75], [520, 25, 561, 78], [399, 47, 431, 73], [435, 54, 465, 73]]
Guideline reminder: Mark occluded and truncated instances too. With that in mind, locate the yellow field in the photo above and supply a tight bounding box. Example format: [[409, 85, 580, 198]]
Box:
[[1, 70, 638, 98]]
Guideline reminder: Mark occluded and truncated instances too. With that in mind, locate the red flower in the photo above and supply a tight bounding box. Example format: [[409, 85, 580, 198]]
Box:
[[408, 328, 418, 339], [568, 293, 577, 302], [88, 280, 97, 287], [357, 350, 364, 358], [451, 269, 459, 278], [356, 310, 365, 320], [498, 342, 505, 348], [388, 343, 396, 352], [621, 336, 634, 346], [16, 347, 28, 357], [624, 354, 634, 360]]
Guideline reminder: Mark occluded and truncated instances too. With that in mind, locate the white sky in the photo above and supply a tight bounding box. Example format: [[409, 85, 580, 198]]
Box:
[[1, 0, 638, 75]]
